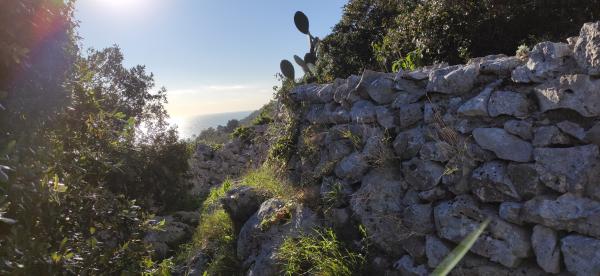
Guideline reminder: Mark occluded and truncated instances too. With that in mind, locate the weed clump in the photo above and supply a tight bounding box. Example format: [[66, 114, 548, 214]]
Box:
[[277, 228, 365, 276]]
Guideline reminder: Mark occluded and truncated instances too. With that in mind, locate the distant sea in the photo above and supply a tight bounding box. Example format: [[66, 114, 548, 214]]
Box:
[[171, 110, 254, 139]]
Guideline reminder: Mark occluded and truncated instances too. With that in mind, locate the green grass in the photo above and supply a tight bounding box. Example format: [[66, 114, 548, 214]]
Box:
[[339, 129, 361, 149], [276, 228, 365, 276], [176, 165, 297, 275], [240, 165, 295, 200]]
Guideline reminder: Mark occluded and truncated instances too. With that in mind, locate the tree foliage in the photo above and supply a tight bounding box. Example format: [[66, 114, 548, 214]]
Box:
[[316, 0, 600, 81], [0, 0, 191, 274]]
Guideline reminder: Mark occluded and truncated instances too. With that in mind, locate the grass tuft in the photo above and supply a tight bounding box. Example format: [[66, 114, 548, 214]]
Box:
[[277, 228, 365, 276]]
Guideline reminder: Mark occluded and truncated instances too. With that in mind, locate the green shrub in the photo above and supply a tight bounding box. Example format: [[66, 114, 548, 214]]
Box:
[[231, 126, 254, 142], [316, 0, 600, 80], [252, 105, 274, 126], [277, 228, 365, 276]]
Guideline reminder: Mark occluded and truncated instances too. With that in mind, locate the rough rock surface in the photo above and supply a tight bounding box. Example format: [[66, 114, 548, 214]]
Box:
[[534, 74, 600, 117], [220, 186, 266, 234], [503, 120, 533, 140], [350, 169, 411, 255], [471, 161, 520, 202], [191, 22, 600, 275], [487, 90, 530, 118], [561, 235, 600, 276], [574, 22, 600, 76], [434, 195, 531, 268], [532, 125, 570, 147], [427, 64, 479, 94], [522, 193, 600, 239], [237, 199, 320, 276], [472, 128, 533, 162], [531, 225, 561, 273], [533, 145, 600, 198], [393, 255, 428, 276], [144, 216, 194, 259], [512, 42, 572, 83]]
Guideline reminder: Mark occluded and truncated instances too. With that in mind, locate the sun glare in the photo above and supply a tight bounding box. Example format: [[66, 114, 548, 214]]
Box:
[[91, 0, 156, 17], [100, 0, 145, 9]]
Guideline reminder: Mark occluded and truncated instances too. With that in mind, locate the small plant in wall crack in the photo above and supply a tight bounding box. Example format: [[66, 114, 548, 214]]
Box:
[[259, 201, 294, 231]]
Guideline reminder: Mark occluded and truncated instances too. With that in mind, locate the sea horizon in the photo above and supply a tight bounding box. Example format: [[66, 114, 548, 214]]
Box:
[[170, 110, 255, 139]]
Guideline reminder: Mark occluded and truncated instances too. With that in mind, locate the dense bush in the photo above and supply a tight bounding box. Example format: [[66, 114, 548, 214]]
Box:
[[0, 0, 191, 274], [316, 0, 600, 81]]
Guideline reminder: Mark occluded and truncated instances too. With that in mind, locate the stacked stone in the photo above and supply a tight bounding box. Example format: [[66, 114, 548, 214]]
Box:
[[188, 124, 269, 197], [285, 22, 600, 275]]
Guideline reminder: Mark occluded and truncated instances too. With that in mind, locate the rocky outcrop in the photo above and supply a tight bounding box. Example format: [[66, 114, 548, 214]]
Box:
[[237, 199, 320, 276]]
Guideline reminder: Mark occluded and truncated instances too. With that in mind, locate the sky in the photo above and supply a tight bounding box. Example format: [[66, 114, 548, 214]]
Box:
[[75, 0, 347, 124]]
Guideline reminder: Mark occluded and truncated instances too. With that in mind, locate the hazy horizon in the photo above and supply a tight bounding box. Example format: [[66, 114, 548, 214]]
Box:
[[171, 110, 255, 139]]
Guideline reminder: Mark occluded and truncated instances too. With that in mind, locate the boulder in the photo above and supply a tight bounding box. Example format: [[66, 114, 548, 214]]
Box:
[[375, 106, 396, 129], [419, 141, 453, 162], [393, 78, 426, 105], [334, 152, 369, 183], [534, 74, 600, 117], [585, 122, 600, 146], [393, 127, 425, 160], [144, 216, 193, 259], [471, 161, 520, 202], [425, 235, 451, 268], [316, 83, 335, 103], [350, 169, 410, 255], [237, 199, 319, 276], [333, 75, 361, 106], [220, 186, 265, 234], [418, 187, 448, 202], [533, 145, 600, 198], [557, 120, 586, 141], [561, 235, 600, 276], [427, 64, 479, 94], [531, 225, 561, 274], [327, 139, 353, 161], [472, 128, 533, 162], [511, 42, 572, 83], [457, 82, 496, 117], [574, 21, 600, 76], [506, 163, 546, 199], [328, 106, 351, 124], [522, 193, 600, 239], [479, 56, 522, 76], [532, 126, 570, 147], [367, 75, 396, 104], [395, 103, 423, 129], [350, 100, 377, 123], [355, 70, 388, 100], [393, 255, 428, 276], [434, 195, 532, 268], [503, 120, 533, 140], [498, 202, 523, 225], [402, 158, 444, 191], [401, 236, 426, 259], [403, 203, 434, 234], [487, 90, 530, 118]]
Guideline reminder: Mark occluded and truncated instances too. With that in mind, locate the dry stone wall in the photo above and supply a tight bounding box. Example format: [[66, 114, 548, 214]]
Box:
[[188, 125, 269, 197], [284, 22, 600, 275]]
